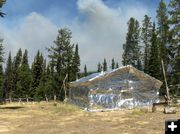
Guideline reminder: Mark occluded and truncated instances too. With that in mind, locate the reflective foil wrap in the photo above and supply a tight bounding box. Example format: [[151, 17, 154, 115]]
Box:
[[69, 66, 163, 110]]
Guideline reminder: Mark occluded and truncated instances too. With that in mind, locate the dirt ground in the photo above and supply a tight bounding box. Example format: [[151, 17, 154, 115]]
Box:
[[0, 102, 179, 134]]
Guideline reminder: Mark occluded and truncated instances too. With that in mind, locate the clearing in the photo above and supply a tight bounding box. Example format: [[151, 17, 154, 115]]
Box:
[[0, 102, 179, 134]]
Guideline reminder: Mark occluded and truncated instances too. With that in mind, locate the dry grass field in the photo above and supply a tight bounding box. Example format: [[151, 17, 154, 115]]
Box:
[[0, 102, 179, 134]]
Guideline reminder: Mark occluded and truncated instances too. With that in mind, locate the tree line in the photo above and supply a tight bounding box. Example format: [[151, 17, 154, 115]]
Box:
[[96, 58, 119, 72], [122, 0, 179, 96], [0, 28, 80, 101], [0, 0, 179, 101], [82, 58, 119, 78]]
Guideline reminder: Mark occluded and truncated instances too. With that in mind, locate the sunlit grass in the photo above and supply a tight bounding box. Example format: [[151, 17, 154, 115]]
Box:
[[0, 102, 179, 134], [131, 109, 146, 115]]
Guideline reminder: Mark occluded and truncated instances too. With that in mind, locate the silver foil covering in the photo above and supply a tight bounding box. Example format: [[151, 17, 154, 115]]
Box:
[[69, 66, 162, 110]]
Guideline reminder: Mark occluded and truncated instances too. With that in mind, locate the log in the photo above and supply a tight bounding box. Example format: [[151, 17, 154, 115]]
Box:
[[164, 107, 176, 114], [152, 102, 167, 112]]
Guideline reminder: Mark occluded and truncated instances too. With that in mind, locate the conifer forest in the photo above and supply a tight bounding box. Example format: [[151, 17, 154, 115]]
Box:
[[0, 0, 179, 102]]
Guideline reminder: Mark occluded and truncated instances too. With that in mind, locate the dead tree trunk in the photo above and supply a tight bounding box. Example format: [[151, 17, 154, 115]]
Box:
[[18, 98, 22, 103], [26, 95, 29, 103], [63, 74, 68, 100], [161, 60, 170, 105], [161, 60, 177, 114], [53, 94, 56, 102], [45, 94, 48, 102]]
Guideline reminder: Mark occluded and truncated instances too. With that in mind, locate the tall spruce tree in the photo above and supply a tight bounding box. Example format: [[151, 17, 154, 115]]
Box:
[[38, 60, 56, 101], [116, 62, 119, 69], [84, 64, 87, 77], [122, 17, 141, 69], [71, 44, 80, 81], [46, 64, 50, 78], [141, 15, 152, 73], [48, 28, 74, 101], [156, 0, 169, 71], [15, 49, 31, 98], [168, 0, 180, 90], [35, 59, 49, 100], [13, 48, 22, 70], [134, 20, 142, 70], [148, 23, 161, 80], [0, 39, 4, 63], [174, 46, 180, 78], [97, 62, 102, 72], [30, 51, 43, 98], [12, 48, 22, 97], [65, 43, 74, 83], [103, 58, 107, 71], [0, 64, 3, 98], [172, 46, 180, 95], [0, 39, 4, 98], [168, 0, 180, 48], [3, 52, 13, 100], [111, 58, 115, 70]]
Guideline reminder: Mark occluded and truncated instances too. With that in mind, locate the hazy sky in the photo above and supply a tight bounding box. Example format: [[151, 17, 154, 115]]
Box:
[[0, 0, 170, 71]]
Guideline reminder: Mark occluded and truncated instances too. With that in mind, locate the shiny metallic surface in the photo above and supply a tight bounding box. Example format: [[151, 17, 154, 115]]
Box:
[[69, 66, 162, 110]]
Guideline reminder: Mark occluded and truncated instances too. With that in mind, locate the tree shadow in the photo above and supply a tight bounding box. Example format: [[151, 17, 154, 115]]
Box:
[[0, 106, 24, 110]]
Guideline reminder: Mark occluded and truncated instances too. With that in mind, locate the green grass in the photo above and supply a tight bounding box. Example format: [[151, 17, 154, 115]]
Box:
[[51, 102, 82, 115], [131, 110, 146, 115]]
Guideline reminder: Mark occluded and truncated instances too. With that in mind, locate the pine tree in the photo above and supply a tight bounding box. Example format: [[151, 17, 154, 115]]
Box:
[[65, 43, 74, 83], [172, 45, 180, 95], [97, 62, 102, 72], [30, 51, 43, 98], [15, 49, 31, 98], [174, 47, 180, 73], [103, 58, 107, 71], [0, 39, 4, 98], [84, 64, 87, 76], [134, 20, 142, 70], [0, 0, 6, 17], [71, 44, 80, 81], [122, 17, 141, 69], [13, 48, 22, 70], [12, 48, 22, 97], [35, 59, 49, 100], [168, 0, 180, 47], [116, 62, 119, 69], [22, 49, 28, 65], [111, 58, 115, 70], [0, 65, 3, 98], [0, 39, 4, 63], [3, 52, 13, 100], [168, 0, 180, 90], [37, 61, 55, 101], [46, 64, 50, 78], [141, 15, 152, 73], [156, 0, 169, 71], [148, 23, 161, 80], [48, 28, 74, 101]]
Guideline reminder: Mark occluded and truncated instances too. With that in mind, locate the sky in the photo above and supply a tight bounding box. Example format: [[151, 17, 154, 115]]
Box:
[[0, 0, 170, 71]]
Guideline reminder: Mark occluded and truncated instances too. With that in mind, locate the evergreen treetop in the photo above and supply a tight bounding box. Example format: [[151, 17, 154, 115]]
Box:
[[103, 58, 107, 72]]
